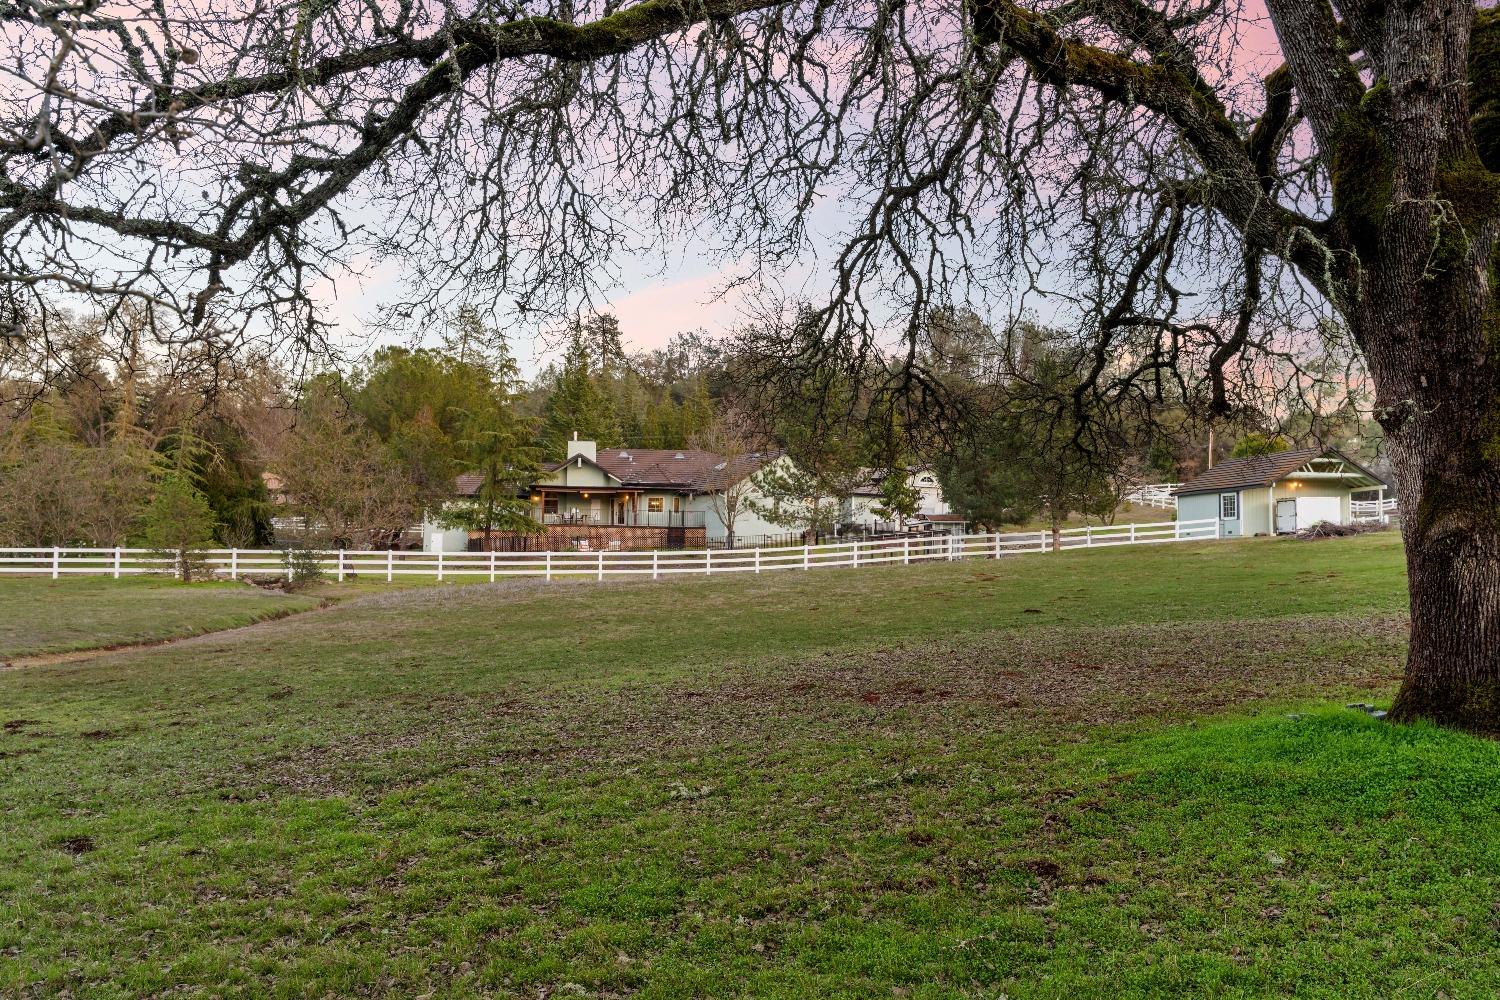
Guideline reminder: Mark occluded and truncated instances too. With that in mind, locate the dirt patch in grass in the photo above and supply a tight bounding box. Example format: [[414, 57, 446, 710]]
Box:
[[241, 613, 1408, 800], [54, 835, 95, 855], [645, 613, 1408, 725]]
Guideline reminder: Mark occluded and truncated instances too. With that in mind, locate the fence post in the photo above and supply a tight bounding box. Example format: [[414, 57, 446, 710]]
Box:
[[803, 543, 810, 570], [546, 550, 553, 582], [1039, 532, 1047, 554], [1216, 517, 1222, 540], [113, 546, 122, 580], [1129, 523, 1136, 544], [437, 550, 445, 583], [387, 549, 394, 583], [52, 546, 60, 580], [489, 549, 497, 584], [597, 550, 604, 582], [903, 537, 910, 565], [754, 547, 761, 574], [1174, 520, 1181, 541], [852, 539, 859, 569], [652, 549, 659, 580], [337, 549, 345, 583], [1086, 525, 1093, 547], [705, 548, 712, 576]]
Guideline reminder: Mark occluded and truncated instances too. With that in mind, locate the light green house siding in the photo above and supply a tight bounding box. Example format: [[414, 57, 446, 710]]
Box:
[[1177, 490, 1237, 535], [538, 457, 615, 489]]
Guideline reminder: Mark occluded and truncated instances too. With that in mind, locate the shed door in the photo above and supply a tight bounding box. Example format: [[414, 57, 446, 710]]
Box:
[[1275, 498, 1297, 534], [1296, 496, 1342, 529]]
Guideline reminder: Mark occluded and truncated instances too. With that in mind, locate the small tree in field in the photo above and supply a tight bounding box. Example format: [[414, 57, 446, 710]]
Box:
[[140, 474, 219, 582], [872, 471, 923, 529]]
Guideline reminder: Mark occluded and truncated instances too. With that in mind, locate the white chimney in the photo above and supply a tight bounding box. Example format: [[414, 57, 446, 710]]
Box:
[[565, 435, 596, 462]]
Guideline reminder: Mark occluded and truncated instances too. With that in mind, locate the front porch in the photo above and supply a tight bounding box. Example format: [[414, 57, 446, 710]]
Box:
[[532, 487, 706, 529]]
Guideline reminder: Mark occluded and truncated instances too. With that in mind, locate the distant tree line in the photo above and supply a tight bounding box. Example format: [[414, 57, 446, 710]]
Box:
[[0, 305, 762, 551], [1, 300, 1377, 554]]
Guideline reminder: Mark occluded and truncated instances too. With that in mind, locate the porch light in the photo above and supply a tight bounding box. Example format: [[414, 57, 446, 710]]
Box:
[[530, 495, 541, 502], [582, 492, 590, 498]]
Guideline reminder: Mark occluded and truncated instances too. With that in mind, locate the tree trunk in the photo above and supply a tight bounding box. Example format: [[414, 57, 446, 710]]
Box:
[[1357, 209, 1500, 732], [1380, 343, 1500, 731], [1312, 1, 1500, 732]]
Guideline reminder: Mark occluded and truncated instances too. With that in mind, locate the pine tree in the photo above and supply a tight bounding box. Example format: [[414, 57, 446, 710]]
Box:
[[539, 333, 618, 454], [139, 473, 220, 582], [678, 378, 714, 443]]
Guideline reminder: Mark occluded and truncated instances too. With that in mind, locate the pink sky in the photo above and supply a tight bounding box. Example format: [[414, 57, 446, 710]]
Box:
[[321, 1, 1286, 376]]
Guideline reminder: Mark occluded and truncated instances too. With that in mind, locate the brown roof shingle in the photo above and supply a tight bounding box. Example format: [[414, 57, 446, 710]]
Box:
[[594, 448, 780, 491], [1173, 448, 1382, 495], [455, 448, 782, 496]]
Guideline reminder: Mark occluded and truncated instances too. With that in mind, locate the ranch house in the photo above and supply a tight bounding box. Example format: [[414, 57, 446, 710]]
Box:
[[425, 437, 792, 551]]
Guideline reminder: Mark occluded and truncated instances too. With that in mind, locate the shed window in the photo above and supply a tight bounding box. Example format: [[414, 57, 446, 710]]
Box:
[[647, 497, 664, 513], [1219, 492, 1239, 520]]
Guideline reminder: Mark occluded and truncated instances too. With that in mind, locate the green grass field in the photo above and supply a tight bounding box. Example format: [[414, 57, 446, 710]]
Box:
[[4, 532, 1499, 998], [0, 576, 319, 659]]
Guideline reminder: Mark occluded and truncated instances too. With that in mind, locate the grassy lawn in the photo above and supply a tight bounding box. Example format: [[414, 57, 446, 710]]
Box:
[[1009, 503, 1178, 531], [0, 576, 320, 660], [4, 531, 1498, 997]]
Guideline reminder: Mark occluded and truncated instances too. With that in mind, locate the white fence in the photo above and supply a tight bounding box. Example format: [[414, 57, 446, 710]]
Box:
[[0, 519, 1222, 583], [1350, 497, 1398, 522], [1121, 483, 1181, 510]]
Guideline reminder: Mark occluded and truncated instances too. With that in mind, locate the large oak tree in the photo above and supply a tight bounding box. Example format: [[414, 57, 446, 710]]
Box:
[[4, 0, 1498, 727]]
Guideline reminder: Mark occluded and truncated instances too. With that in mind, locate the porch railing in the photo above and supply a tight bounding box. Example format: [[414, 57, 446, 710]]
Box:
[[542, 511, 706, 528]]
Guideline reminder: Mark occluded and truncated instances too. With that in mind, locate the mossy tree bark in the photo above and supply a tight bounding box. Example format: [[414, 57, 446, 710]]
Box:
[[1301, 2, 1500, 730], [1360, 220, 1500, 728]]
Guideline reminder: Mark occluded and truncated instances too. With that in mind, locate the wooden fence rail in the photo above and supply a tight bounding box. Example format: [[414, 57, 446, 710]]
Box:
[[0, 519, 1222, 582]]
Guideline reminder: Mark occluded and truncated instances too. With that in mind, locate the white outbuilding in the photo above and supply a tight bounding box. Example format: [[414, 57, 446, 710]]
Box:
[[1173, 447, 1388, 538]]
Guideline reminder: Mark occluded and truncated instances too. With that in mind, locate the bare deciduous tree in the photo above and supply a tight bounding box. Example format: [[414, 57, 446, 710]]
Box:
[[4, 1, 1499, 727], [690, 405, 768, 549], [262, 389, 420, 549]]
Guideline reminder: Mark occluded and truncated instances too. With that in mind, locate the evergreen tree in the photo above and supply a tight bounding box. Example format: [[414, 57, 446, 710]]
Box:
[[540, 332, 618, 454], [580, 313, 626, 376], [139, 473, 220, 582], [678, 378, 715, 443], [1230, 432, 1293, 459]]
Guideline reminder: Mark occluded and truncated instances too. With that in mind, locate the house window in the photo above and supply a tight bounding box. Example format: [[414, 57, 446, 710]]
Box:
[[673, 496, 681, 513], [543, 496, 558, 516], [647, 497, 664, 513], [1220, 492, 1239, 520]]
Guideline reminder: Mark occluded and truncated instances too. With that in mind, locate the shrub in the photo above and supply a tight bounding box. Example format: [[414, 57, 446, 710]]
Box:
[[280, 546, 326, 590]]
